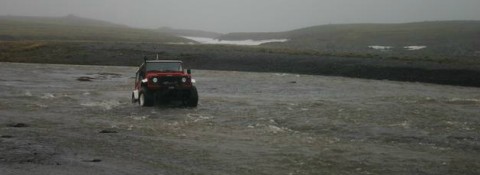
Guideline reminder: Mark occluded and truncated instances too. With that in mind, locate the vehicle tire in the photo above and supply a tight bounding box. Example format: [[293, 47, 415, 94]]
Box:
[[139, 87, 154, 107], [185, 86, 198, 107]]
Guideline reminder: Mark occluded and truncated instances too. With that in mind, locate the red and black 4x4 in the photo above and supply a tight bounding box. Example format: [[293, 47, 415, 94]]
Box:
[[131, 59, 198, 107]]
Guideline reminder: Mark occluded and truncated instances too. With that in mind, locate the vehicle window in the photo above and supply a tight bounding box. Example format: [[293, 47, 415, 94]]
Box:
[[139, 70, 145, 79], [146, 63, 182, 72]]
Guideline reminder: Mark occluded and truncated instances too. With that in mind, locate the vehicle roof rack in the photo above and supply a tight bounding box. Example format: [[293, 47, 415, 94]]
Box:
[[145, 60, 182, 63], [143, 55, 182, 63]]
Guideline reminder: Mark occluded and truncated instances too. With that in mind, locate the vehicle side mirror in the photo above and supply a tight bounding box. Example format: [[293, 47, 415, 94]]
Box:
[[187, 69, 192, 75]]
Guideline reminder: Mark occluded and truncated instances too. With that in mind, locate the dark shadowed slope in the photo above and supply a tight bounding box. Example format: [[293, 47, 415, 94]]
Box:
[[1, 41, 480, 87]]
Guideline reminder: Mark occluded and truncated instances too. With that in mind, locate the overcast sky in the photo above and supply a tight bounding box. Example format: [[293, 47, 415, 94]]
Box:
[[1, 0, 480, 33]]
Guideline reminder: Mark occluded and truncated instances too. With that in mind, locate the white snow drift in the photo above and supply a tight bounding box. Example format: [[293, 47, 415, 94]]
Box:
[[368, 45, 393, 50], [369, 45, 428, 51], [404, 46, 427, 50], [179, 36, 288, 46]]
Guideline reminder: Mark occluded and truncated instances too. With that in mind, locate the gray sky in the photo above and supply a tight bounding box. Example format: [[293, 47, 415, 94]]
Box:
[[1, 0, 480, 33]]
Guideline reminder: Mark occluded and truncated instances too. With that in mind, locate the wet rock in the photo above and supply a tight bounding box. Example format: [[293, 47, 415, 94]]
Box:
[[99, 129, 118, 134], [84, 159, 102, 162], [77, 77, 95, 81], [7, 123, 29, 128]]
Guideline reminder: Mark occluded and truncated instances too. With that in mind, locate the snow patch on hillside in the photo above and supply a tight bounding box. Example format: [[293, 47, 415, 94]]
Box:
[[369, 45, 393, 50], [404, 46, 427, 50], [369, 45, 428, 51], [180, 36, 288, 46]]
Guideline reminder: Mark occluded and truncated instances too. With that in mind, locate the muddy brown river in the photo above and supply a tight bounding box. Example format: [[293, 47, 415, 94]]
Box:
[[0, 62, 479, 174]]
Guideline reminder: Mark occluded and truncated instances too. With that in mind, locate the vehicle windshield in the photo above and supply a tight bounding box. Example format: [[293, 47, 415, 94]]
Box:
[[146, 62, 182, 72]]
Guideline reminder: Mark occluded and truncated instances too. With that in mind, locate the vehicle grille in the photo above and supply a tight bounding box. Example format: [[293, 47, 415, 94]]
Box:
[[156, 77, 181, 85]]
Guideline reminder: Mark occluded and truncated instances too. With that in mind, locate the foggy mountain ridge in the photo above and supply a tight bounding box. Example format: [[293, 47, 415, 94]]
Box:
[[216, 21, 480, 56], [219, 20, 480, 40], [3, 0, 480, 33], [0, 14, 128, 28], [0, 15, 191, 43]]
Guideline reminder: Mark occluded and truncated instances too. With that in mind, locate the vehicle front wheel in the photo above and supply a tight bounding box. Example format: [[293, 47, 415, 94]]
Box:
[[139, 88, 154, 107], [185, 86, 198, 107]]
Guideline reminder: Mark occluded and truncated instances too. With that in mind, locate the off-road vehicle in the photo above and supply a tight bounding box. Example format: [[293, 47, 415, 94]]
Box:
[[131, 59, 198, 107]]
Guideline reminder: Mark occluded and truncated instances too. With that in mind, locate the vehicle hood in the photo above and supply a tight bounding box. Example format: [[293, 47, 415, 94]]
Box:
[[145, 71, 189, 78]]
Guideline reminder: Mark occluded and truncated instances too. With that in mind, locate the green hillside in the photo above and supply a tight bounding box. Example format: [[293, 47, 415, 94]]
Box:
[[0, 15, 190, 43], [219, 21, 480, 58]]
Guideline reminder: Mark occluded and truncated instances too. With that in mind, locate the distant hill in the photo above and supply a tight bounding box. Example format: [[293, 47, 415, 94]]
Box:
[[0, 15, 190, 43], [0, 15, 128, 28], [158, 27, 223, 38], [218, 21, 480, 57]]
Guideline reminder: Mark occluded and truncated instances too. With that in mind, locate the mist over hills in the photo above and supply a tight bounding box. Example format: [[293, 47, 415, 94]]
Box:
[[0, 15, 189, 43], [218, 21, 480, 57], [0, 15, 127, 28]]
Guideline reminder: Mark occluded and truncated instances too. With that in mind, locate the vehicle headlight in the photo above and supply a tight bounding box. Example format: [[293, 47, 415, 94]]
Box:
[[152, 77, 158, 83], [181, 77, 187, 83]]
